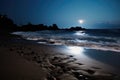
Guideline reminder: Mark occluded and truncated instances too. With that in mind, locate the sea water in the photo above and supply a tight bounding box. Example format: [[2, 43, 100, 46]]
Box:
[[12, 29, 120, 52], [12, 29, 120, 71]]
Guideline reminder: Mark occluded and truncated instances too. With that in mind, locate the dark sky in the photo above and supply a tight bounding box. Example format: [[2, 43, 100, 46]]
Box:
[[0, 0, 120, 29]]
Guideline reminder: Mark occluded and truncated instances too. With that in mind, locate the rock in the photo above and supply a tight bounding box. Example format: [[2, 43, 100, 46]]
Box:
[[31, 51, 35, 55], [91, 67, 101, 69], [76, 63, 83, 65], [72, 71, 91, 80], [52, 56, 59, 61], [49, 41, 55, 44], [9, 48, 13, 51], [20, 51, 24, 53], [47, 75, 56, 80], [84, 69, 95, 75], [69, 55, 74, 57], [58, 73, 78, 80], [37, 60, 42, 63], [32, 56, 37, 61]]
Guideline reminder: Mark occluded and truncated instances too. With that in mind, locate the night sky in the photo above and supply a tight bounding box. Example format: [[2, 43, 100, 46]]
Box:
[[0, 0, 120, 29]]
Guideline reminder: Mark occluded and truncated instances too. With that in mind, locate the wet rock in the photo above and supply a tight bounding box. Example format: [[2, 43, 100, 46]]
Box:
[[84, 69, 95, 75], [47, 75, 56, 80], [58, 73, 78, 80], [19, 47, 23, 50], [91, 67, 101, 69], [31, 51, 35, 55], [66, 59, 76, 63], [69, 55, 74, 57], [37, 60, 42, 63], [72, 71, 91, 80], [20, 51, 24, 53], [52, 56, 59, 61], [17, 51, 20, 53], [76, 63, 83, 65], [9, 48, 14, 51], [49, 41, 55, 44], [32, 56, 37, 61]]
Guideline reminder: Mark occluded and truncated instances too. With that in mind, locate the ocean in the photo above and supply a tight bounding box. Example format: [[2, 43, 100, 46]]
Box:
[[12, 29, 120, 52], [12, 29, 120, 71]]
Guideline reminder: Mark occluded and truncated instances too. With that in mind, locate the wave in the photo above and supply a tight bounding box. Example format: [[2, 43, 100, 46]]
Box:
[[12, 30, 120, 52], [25, 37, 120, 52]]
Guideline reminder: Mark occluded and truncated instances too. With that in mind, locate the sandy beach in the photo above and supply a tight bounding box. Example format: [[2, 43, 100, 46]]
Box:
[[0, 34, 120, 80]]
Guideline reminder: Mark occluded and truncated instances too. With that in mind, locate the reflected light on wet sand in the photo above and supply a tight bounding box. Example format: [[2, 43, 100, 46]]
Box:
[[66, 46, 112, 70], [67, 46, 85, 55], [66, 46, 89, 62]]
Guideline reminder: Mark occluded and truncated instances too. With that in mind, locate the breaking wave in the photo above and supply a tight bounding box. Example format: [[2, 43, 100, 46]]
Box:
[[12, 29, 120, 52]]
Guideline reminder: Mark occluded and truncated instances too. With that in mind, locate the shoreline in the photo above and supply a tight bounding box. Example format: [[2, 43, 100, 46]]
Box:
[[12, 31, 120, 53], [0, 33, 120, 80]]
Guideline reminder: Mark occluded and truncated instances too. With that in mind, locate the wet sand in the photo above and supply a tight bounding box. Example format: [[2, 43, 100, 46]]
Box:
[[0, 34, 120, 80]]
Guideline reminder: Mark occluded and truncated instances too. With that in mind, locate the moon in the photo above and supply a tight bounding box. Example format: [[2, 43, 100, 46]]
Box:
[[78, 19, 84, 24]]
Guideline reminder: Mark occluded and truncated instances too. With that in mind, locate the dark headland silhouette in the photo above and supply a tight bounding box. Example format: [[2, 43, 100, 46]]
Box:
[[0, 15, 17, 33], [0, 14, 85, 33]]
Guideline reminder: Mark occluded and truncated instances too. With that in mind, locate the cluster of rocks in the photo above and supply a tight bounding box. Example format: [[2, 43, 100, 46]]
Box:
[[9, 45, 119, 80]]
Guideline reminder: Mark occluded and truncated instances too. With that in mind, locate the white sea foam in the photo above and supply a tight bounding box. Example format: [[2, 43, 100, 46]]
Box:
[[12, 30, 120, 52]]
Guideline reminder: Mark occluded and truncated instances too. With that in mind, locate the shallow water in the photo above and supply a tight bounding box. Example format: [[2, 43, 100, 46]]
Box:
[[57, 46, 120, 73]]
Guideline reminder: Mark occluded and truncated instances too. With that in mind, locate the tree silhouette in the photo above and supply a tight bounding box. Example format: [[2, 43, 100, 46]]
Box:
[[48, 24, 59, 30], [0, 14, 17, 33]]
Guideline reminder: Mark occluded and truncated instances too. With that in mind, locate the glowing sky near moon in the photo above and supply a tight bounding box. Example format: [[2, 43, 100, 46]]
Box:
[[0, 0, 120, 29], [78, 20, 84, 24]]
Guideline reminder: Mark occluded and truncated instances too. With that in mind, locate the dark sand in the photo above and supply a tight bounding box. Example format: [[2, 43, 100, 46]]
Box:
[[0, 34, 120, 80]]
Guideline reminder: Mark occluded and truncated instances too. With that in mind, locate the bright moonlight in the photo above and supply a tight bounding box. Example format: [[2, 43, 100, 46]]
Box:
[[78, 19, 84, 24]]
